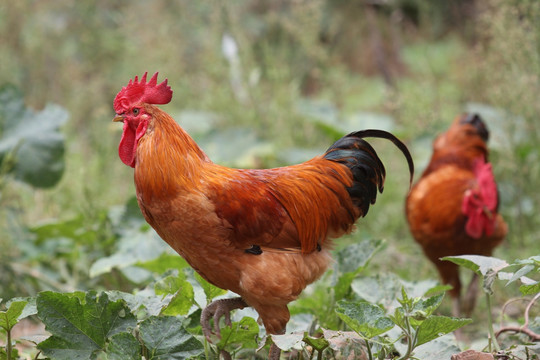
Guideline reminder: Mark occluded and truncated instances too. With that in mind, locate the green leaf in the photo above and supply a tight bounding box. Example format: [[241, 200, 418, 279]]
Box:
[[334, 272, 356, 301], [443, 255, 510, 295], [520, 281, 540, 296], [217, 316, 259, 350], [137, 253, 189, 275], [0, 300, 27, 331], [270, 332, 305, 351], [321, 329, 365, 355], [155, 272, 195, 316], [335, 300, 394, 338], [160, 288, 195, 316], [412, 335, 461, 360], [105, 291, 169, 318], [442, 255, 508, 276], [334, 239, 385, 300], [415, 316, 472, 347], [107, 332, 141, 360], [336, 239, 384, 275], [390, 307, 407, 330], [139, 316, 204, 360], [36, 291, 137, 360], [303, 333, 329, 352], [0, 346, 19, 360], [505, 264, 535, 286], [198, 127, 273, 168], [351, 273, 402, 308], [0, 84, 67, 188], [194, 272, 227, 303], [89, 228, 169, 280], [412, 293, 444, 318]]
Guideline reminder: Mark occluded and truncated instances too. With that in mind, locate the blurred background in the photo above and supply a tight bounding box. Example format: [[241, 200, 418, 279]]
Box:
[[0, 0, 539, 348]]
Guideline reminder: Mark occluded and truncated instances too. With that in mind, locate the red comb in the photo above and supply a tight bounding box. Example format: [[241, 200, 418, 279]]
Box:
[[114, 72, 172, 114]]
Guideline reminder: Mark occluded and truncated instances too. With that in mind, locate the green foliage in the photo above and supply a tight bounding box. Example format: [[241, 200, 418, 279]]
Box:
[[30, 290, 204, 360], [0, 85, 67, 188], [336, 288, 471, 360], [194, 273, 227, 304], [139, 316, 204, 360], [155, 271, 194, 316], [1, 1, 540, 359], [0, 299, 27, 360], [336, 300, 394, 338], [444, 255, 540, 354], [216, 317, 259, 354], [0, 300, 26, 333], [36, 291, 137, 359]]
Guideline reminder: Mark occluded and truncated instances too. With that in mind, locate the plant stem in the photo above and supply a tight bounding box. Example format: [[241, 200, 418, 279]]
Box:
[[7, 328, 12, 360], [397, 317, 414, 360], [486, 293, 500, 352], [365, 340, 373, 360]]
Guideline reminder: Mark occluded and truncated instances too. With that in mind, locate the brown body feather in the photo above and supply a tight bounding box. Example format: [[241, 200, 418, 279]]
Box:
[[406, 114, 507, 313], [129, 104, 412, 335]]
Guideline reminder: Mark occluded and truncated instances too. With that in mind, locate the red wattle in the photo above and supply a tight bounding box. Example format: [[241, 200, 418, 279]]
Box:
[[118, 120, 147, 168], [119, 121, 136, 167]]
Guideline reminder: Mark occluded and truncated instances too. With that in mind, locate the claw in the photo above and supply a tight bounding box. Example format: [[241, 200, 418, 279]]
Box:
[[200, 297, 247, 342]]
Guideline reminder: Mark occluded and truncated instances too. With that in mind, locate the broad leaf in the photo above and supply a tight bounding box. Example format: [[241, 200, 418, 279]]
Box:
[[36, 291, 136, 360], [139, 316, 204, 360], [303, 333, 329, 352], [0, 300, 27, 331], [443, 255, 509, 295], [107, 332, 141, 360], [416, 316, 472, 346], [6, 297, 37, 320], [336, 239, 384, 275], [217, 316, 259, 350], [321, 329, 366, 352], [0, 85, 67, 188], [413, 334, 461, 360], [505, 264, 535, 285], [137, 253, 189, 275], [106, 290, 169, 318], [442, 255, 508, 276], [155, 272, 195, 316], [89, 228, 169, 280], [335, 300, 393, 338], [194, 272, 227, 303], [520, 282, 540, 296], [198, 127, 273, 168], [351, 273, 402, 309], [270, 332, 305, 351], [412, 293, 444, 319], [334, 239, 385, 300]]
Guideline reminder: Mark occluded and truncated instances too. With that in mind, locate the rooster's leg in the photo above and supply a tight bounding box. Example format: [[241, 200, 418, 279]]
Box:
[[201, 297, 248, 341], [268, 339, 282, 360], [462, 273, 479, 317]]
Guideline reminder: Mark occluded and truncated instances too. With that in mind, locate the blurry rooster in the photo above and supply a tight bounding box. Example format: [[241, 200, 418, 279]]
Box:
[[406, 114, 507, 317], [112, 73, 414, 359]]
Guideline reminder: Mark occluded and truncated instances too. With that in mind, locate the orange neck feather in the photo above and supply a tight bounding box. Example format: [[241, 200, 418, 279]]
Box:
[[134, 105, 209, 201]]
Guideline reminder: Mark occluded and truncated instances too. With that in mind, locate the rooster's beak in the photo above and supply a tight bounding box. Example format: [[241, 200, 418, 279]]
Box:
[[113, 115, 124, 122]]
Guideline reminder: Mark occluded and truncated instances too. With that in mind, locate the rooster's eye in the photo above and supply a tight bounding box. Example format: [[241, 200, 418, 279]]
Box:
[[133, 108, 140, 115]]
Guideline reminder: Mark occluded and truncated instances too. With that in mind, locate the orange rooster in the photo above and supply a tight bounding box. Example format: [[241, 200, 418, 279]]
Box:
[[406, 114, 507, 317], [112, 72, 414, 359]]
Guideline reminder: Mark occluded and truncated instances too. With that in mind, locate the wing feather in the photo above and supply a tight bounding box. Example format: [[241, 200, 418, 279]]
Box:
[[205, 159, 356, 253]]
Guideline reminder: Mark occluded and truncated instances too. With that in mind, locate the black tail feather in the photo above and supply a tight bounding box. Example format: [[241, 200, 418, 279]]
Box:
[[324, 129, 414, 216]]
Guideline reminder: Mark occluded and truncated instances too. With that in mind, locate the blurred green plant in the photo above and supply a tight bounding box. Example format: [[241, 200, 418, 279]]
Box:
[[0, 1, 539, 359], [0, 85, 67, 189], [444, 255, 540, 355]]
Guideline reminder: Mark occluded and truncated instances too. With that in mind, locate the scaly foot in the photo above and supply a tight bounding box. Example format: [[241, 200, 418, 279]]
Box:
[[201, 297, 248, 341]]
